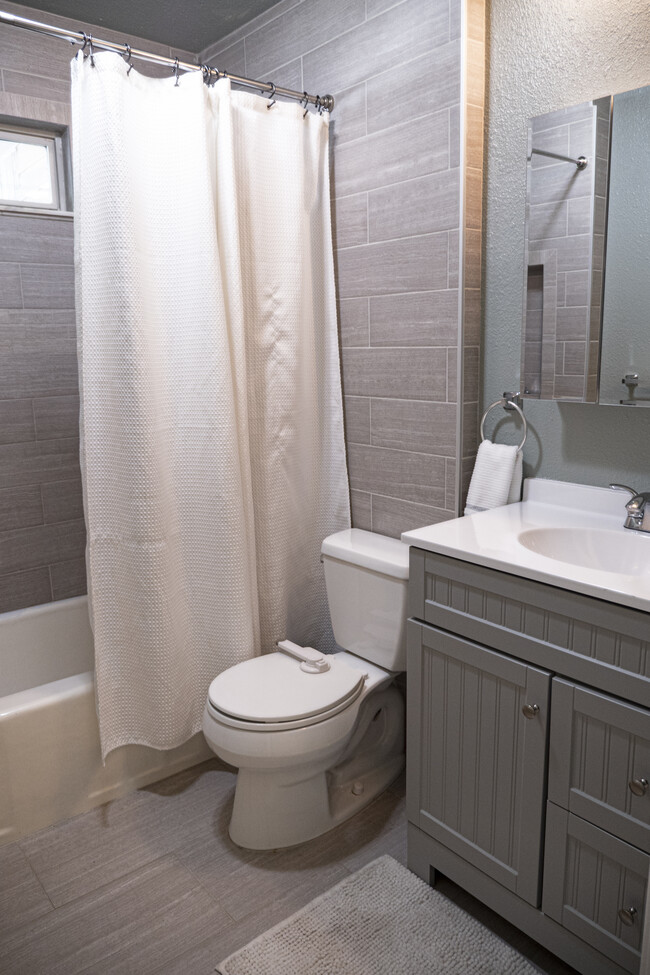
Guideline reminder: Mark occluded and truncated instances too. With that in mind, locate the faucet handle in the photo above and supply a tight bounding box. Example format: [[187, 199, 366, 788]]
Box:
[[609, 483, 638, 498]]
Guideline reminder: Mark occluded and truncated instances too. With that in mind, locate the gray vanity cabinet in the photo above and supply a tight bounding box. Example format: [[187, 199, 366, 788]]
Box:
[[407, 547, 650, 975], [406, 622, 550, 906]]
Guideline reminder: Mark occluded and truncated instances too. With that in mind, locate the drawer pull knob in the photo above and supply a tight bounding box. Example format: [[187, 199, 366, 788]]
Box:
[[522, 703, 540, 719], [629, 777, 648, 797], [618, 907, 638, 927]]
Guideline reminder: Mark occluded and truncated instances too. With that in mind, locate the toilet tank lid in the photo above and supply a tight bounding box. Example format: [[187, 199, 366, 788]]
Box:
[[321, 529, 409, 580]]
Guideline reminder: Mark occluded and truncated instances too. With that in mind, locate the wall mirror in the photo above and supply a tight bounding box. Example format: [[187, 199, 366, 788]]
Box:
[[520, 83, 650, 406]]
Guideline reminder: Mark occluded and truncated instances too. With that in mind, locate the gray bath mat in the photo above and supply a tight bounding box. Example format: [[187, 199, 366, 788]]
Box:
[[216, 855, 542, 974]]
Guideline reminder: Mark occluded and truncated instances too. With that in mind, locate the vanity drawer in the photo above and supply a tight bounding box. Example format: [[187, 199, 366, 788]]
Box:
[[409, 548, 650, 708], [549, 679, 650, 852], [543, 803, 648, 974]]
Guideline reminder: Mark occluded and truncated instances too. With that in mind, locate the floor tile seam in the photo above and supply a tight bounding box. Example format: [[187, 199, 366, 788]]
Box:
[[167, 851, 238, 920]]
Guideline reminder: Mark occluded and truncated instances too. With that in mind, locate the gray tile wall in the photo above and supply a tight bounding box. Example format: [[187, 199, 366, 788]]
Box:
[[0, 1, 195, 612], [202, 0, 485, 536], [0, 0, 485, 613]]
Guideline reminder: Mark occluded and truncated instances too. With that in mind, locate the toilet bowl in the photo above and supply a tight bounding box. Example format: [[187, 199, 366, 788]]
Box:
[[202, 528, 409, 850]]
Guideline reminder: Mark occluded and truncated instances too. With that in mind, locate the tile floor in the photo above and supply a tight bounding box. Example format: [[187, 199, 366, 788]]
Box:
[[0, 759, 578, 974]]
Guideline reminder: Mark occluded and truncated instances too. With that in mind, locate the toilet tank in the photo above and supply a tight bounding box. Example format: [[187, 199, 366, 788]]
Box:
[[321, 529, 410, 672]]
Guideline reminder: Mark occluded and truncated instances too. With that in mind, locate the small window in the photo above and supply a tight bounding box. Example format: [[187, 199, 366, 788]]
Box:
[[0, 124, 71, 214]]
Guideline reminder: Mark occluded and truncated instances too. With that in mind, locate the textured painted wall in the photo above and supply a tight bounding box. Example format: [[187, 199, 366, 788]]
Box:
[[202, 0, 485, 536], [0, 0, 194, 612], [484, 0, 650, 487]]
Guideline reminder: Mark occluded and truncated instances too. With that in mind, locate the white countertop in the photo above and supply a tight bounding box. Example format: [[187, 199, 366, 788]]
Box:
[[402, 478, 650, 613]]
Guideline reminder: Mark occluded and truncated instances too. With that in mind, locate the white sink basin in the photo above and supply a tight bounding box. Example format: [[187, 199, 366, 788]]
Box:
[[401, 478, 650, 612], [517, 527, 650, 575]]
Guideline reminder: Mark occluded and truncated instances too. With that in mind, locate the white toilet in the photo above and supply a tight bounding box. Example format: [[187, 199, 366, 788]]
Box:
[[202, 528, 409, 850]]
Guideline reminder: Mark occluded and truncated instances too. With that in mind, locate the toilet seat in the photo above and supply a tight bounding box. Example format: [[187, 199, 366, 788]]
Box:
[[207, 651, 366, 731]]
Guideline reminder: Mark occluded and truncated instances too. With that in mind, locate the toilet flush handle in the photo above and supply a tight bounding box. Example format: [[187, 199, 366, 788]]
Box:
[[277, 639, 331, 674]]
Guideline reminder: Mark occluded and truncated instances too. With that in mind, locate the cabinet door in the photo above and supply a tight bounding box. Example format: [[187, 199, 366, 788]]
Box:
[[407, 620, 550, 906], [549, 678, 650, 853], [543, 803, 648, 974]]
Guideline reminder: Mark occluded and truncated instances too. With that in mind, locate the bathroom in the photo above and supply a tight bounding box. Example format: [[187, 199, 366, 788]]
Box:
[[0, 0, 649, 971]]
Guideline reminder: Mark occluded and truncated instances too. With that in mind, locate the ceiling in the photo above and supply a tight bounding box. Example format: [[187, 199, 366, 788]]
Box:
[[13, 0, 282, 54]]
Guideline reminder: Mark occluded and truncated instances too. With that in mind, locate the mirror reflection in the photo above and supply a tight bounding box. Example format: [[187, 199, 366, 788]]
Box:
[[599, 85, 650, 406], [521, 97, 610, 403]]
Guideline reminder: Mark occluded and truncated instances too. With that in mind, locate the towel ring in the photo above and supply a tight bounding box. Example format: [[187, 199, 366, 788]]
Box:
[[480, 398, 527, 453]]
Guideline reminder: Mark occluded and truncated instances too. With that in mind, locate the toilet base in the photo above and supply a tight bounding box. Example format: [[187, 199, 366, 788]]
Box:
[[228, 685, 405, 850]]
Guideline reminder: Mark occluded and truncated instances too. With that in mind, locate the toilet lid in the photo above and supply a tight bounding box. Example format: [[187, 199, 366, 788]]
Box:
[[207, 652, 366, 724]]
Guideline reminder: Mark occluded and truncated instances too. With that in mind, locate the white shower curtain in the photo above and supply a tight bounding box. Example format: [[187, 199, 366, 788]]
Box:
[[71, 53, 350, 759]]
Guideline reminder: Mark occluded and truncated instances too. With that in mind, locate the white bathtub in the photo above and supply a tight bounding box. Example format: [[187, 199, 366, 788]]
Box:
[[0, 595, 211, 845]]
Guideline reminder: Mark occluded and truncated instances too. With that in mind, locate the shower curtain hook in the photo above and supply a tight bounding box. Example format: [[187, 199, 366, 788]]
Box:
[[173, 57, 180, 87], [266, 82, 277, 109], [123, 43, 134, 75], [81, 32, 95, 67], [302, 91, 310, 119]]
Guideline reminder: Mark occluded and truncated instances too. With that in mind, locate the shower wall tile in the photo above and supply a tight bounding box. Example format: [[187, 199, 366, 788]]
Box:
[[342, 348, 448, 401], [50, 556, 87, 601], [371, 495, 450, 538], [302, 0, 450, 96], [41, 479, 85, 525], [0, 568, 52, 614], [201, 0, 486, 537], [0, 484, 43, 532], [245, 0, 366, 80], [337, 233, 448, 297], [0, 3, 196, 611], [0, 399, 35, 444], [0, 264, 24, 308], [33, 395, 80, 441]]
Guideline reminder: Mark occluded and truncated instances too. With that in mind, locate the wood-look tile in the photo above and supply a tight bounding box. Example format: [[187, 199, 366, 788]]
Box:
[[371, 494, 452, 538], [0, 567, 52, 613], [330, 82, 366, 146], [33, 394, 80, 441], [0, 855, 229, 975], [334, 112, 449, 197], [465, 103, 482, 170], [564, 270, 589, 307], [337, 234, 448, 298], [0, 309, 75, 326], [0, 483, 43, 531], [350, 489, 372, 530], [445, 456, 457, 511], [567, 197, 592, 236], [0, 844, 53, 940], [333, 191, 367, 249], [528, 200, 568, 243], [0, 438, 80, 490], [203, 39, 246, 76], [260, 57, 303, 97], [370, 398, 456, 455], [348, 443, 446, 507], [556, 306, 588, 342], [0, 215, 73, 265], [367, 41, 460, 135], [369, 169, 459, 241], [0, 352, 78, 398], [49, 556, 87, 601], [0, 263, 23, 309], [20, 761, 228, 909], [370, 289, 459, 347], [0, 398, 35, 444], [342, 347, 447, 401], [41, 478, 84, 524], [245, 0, 365, 81], [338, 296, 369, 347], [303, 0, 449, 96], [20, 264, 75, 310], [1, 69, 70, 102], [198, 0, 305, 59], [0, 519, 86, 574], [343, 395, 371, 444], [463, 345, 480, 400]]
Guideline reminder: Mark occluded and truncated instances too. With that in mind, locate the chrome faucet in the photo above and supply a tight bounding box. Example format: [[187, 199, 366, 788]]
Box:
[[609, 484, 650, 532]]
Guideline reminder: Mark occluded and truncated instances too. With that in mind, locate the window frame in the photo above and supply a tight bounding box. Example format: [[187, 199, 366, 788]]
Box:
[[0, 122, 72, 217]]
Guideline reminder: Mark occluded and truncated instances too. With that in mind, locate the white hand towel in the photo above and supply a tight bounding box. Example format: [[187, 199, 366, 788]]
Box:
[[508, 449, 523, 504], [464, 440, 521, 515]]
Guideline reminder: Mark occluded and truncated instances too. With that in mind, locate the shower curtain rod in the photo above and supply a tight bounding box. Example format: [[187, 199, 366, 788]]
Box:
[[0, 9, 335, 111]]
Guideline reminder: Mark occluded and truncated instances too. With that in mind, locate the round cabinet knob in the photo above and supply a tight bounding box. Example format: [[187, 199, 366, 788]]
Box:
[[628, 777, 649, 797], [618, 907, 638, 927], [522, 703, 540, 719]]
